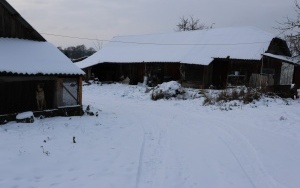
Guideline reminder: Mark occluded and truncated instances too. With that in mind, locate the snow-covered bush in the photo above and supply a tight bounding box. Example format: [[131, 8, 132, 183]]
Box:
[[150, 81, 202, 100], [151, 81, 185, 100]]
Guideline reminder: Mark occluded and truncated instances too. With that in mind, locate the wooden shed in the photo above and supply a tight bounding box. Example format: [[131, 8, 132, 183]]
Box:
[[0, 0, 85, 122], [76, 27, 296, 91]]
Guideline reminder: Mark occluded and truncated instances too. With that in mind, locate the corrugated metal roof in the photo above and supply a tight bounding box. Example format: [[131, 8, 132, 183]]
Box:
[[0, 38, 85, 75], [76, 26, 275, 69]]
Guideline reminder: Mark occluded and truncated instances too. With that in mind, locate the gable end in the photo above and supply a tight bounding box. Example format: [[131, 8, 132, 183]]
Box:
[[0, 0, 45, 41]]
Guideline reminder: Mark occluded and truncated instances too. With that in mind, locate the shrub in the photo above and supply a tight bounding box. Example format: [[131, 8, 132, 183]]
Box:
[[202, 87, 265, 106], [151, 81, 185, 100]]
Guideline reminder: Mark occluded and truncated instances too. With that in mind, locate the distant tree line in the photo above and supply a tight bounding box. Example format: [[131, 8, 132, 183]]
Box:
[[58, 45, 96, 60]]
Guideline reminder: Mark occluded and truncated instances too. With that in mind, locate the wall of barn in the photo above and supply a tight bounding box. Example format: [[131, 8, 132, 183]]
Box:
[[90, 62, 180, 85], [0, 77, 56, 115], [210, 59, 261, 88], [0, 76, 82, 116], [293, 65, 300, 87], [262, 57, 283, 85], [0, 3, 43, 41]]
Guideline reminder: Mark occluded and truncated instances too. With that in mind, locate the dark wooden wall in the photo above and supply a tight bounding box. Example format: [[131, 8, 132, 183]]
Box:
[[266, 38, 291, 57], [211, 59, 229, 88], [0, 80, 55, 115], [0, 1, 45, 41], [91, 62, 180, 85], [293, 65, 300, 87], [262, 57, 282, 85], [210, 59, 261, 88]]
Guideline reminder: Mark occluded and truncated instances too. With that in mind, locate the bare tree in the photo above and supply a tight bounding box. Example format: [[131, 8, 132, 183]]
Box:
[[276, 1, 300, 56], [284, 34, 300, 56], [176, 16, 214, 31], [93, 40, 103, 51]]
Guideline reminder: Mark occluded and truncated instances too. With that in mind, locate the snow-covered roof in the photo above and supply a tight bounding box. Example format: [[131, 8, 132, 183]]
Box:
[[263, 53, 297, 64], [77, 26, 275, 69], [0, 38, 85, 75]]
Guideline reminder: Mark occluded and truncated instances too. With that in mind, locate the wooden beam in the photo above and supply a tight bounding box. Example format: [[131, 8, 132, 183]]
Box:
[[78, 76, 83, 106], [0, 76, 58, 83]]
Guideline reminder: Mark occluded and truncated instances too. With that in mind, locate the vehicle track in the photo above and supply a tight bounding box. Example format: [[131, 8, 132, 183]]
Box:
[[183, 114, 286, 188], [135, 123, 146, 188], [134, 108, 173, 188], [213, 123, 285, 188]]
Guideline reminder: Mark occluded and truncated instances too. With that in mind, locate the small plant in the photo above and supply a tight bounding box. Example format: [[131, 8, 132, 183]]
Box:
[[279, 116, 287, 121], [202, 90, 215, 105], [40, 146, 50, 156], [85, 105, 95, 116], [151, 90, 165, 100], [231, 89, 239, 100]]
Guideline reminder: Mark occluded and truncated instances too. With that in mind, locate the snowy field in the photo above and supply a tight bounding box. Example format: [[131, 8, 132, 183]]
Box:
[[0, 83, 300, 188]]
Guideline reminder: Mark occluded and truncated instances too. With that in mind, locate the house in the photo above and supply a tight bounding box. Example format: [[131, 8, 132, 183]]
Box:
[[0, 0, 85, 122], [76, 27, 296, 90]]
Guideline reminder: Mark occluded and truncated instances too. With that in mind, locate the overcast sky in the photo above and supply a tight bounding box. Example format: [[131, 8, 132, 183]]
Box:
[[6, 0, 296, 49]]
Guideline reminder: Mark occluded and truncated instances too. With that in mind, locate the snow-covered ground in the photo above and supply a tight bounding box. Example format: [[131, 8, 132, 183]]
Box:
[[1, 83, 300, 188]]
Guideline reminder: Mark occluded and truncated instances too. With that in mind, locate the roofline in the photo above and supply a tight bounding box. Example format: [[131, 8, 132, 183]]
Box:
[[0, 72, 84, 76], [77, 57, 264, 69], [262, 53, 297, 64]]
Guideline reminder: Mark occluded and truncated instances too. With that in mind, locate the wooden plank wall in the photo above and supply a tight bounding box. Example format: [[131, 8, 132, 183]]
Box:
[[0, 3, 43, 40], [249, 73, 274, 88]]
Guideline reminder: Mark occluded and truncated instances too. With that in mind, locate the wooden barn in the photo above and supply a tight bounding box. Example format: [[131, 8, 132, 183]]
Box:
[[0, 0, 85, 122], [76, 27, 296, 91], [81, 62, 180, 85]]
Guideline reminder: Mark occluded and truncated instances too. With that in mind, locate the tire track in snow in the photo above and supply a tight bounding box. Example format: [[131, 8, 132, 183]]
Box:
[[212, 123, 286, 188], [135, 123, 146, 188], [175, 107, 285, 188], [134, 109, 172, 188]]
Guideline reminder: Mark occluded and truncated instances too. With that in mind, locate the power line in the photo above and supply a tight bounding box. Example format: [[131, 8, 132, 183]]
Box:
[[40, 32, 271, 46], [40, 32, 107, 41]]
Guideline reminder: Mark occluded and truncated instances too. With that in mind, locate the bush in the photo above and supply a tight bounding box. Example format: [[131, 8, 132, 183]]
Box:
[[202, 90, 215, 105], [202, 87, 264, 106], [151, 81, 185, 100]]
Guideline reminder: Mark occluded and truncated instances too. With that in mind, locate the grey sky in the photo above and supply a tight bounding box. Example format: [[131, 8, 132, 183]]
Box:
[[6, 0, 296, 48]]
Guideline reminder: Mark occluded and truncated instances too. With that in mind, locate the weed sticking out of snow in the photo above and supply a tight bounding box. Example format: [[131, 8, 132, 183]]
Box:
[[83, 104, 101, 117], [279, 116, 287, 121]]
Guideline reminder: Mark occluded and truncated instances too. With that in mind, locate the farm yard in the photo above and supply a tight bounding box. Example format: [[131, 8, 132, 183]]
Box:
[[1, 0, 300, 187], [0, 83, 300, 188]]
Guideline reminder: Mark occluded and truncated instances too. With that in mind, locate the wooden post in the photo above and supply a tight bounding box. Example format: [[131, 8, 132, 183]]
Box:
[[78, 76, 83, 106], [55, 78, 63, 107]]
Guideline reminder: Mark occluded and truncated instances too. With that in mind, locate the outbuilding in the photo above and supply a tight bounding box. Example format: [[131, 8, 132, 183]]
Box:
[[0, 0, 85, 122], [76, 27, 296, 91]]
